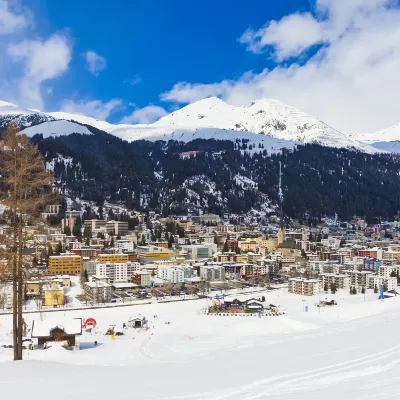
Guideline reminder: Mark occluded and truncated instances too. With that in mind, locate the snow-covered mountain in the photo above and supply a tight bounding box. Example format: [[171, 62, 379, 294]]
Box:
[[96, 97, 378, 152], [0, 97, 389, 153], [351, 123, 400, 153], [0, 101, 93, 138], [352, 123, 400, 143]]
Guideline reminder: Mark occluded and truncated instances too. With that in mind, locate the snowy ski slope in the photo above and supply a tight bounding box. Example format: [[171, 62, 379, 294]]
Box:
[[0, 288, 399, 399]]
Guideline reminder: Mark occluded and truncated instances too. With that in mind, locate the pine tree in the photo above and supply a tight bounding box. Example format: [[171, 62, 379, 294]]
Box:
[[63, 226, 71, 236], [374, 285, 378, 293], [383, 283, 388, 292], [55, 241, 63, 255], [83, 269, 89, 282], [223, 241, 229, 253], [324, 283, 328, 292], [168, 235, 174, 249], [361, 286, 365, 294], [330, 283, 337, 294], [72, 218, 82, 240]]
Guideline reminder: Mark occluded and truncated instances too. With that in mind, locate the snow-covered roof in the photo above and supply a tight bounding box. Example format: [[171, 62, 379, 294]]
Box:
[[31, 318, 82, 337]]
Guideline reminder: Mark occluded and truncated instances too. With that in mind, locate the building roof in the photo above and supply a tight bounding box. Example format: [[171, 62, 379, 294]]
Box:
[[31, 318, 82, 338], [111, 283, 139, 289], [85, 281, 112, 288]]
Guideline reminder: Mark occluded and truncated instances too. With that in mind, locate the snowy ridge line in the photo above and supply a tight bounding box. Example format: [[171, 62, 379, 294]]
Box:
[[0, 97, 391, 153]]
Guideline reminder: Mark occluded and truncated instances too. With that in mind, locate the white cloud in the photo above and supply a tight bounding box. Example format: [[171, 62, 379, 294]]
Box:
[[162, 0, 400, 133], [161, 80, 234, 104], [8, 33, 72, 109], [239, 13, 326, 60], [125, 74, 142, 86], [0, 0, 29, 34], [120, 105, 167, 124], [84, 50, 107, 76], [60, 98, 122, 120]]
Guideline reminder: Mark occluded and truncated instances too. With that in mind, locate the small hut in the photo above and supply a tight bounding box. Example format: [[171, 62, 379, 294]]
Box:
[[31, 318, 82, 348], [128, 316, 146, 329]]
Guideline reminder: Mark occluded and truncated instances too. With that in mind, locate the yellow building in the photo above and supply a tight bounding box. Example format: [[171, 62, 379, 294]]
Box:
[[154, 241, 169, 249], [97, 253, 129, 263], [137, 246, 174, 263], [259, 238, 278, 251], [49, 254, 82, 275], [237, 240, 258, 253], [43, 285, 65, 306]]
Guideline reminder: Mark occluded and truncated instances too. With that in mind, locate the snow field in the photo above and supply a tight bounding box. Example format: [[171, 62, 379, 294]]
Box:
[[0, 288, 399, 399]]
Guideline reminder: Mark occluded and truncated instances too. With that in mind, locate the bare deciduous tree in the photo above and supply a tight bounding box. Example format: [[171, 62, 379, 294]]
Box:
[[0, 125, 54, 360]]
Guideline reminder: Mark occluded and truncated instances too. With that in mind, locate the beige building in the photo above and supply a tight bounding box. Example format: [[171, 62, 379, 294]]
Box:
[[84, 281, 112, 303], [319, 273, 350, 289], [343, 270, 373, 288], [288, 278, 321, 296]]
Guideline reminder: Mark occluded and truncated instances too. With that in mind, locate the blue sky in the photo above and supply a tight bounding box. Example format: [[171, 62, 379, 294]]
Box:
[[2, 0, 400, 132], [27, 0, 310, 121]]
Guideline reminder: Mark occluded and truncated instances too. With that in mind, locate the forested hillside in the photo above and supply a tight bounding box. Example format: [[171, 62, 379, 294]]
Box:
[[30, 129, 400, 222]]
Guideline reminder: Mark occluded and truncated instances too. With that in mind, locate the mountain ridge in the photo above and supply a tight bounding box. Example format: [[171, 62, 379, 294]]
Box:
[[0, 97, 391, 153]]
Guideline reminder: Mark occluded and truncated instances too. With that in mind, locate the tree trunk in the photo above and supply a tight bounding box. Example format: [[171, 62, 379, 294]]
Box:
[[16, 217, 23, 360], [12, 221, 18, 360], [12, 149, 18, 360]]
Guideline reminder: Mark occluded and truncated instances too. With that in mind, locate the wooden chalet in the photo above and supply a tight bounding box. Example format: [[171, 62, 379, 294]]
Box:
[[31, 318, 82, 347]]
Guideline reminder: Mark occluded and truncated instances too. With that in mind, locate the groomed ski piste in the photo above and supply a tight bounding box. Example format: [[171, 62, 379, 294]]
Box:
[[0, 287, 399, 400]]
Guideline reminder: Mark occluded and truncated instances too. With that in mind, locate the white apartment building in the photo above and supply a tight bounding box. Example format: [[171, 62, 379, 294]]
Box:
[[367, 275, 397, 291], [181, 244, 214, 261], [321, 237, 342, 250], [200, 265, 225, 281], [48, 233, 67, 243], [319, 273, 350, 289], [343, 270, 373, 288], [288, 278, 321, 296], [378, 265, 399, 279], [202, 235, 215, 245], [132, 271, 151, 287], [84, 219, 106, 234], [83, 258, 97, 276], [95, 262, 141, 282], [116, 239, 134, 252], [106, 221, 129, 236], [158, 266, 185, 283], [308, 260, 340, 274]]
